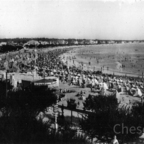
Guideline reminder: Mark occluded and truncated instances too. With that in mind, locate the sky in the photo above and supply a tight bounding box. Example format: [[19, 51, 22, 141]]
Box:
[[0, 0, 144, 40]]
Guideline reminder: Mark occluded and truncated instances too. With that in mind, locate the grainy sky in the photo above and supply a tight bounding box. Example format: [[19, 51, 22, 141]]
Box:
[[0, 0, 144, 40]]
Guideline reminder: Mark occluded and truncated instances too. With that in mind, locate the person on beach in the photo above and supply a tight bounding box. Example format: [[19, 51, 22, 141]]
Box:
[[111, 135, 119, 144], [133, 86, 143, 97]]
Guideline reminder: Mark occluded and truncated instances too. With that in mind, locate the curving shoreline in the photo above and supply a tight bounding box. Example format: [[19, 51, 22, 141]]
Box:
[[59, 44, 144, 78], [1, 44, 144, 78]]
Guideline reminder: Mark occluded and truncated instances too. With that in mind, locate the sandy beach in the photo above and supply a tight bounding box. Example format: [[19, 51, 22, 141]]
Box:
[[60, 43, 144, 78]]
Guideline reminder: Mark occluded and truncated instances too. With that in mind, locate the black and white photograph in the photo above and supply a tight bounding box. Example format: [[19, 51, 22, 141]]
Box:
[[0, 0, 144, 143]]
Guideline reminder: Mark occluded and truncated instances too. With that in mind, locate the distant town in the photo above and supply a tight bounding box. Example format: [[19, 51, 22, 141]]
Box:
[[0, 38, 143, 53]]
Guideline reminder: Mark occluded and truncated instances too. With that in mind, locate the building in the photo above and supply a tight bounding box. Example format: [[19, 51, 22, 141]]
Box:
[[0, 42, 7, 46], [0, 71, 59, 89], [23, 40, 40, 47]]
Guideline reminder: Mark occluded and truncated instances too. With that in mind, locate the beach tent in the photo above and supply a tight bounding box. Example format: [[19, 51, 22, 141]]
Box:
[[103, 82, 108, 90], [134, 86, 143, 97], [0, 70, 6, 80]]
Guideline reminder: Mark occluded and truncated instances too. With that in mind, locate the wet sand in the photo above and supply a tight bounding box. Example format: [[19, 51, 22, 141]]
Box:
[[60, 43, 144, 77]]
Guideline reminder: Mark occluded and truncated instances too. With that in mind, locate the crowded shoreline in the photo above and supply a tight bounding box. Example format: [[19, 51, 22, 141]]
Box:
[[0, 44, 143, 109]]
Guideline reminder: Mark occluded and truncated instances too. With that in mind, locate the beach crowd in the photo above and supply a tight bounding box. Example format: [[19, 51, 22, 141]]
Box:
[[0, 47, 143, 101]]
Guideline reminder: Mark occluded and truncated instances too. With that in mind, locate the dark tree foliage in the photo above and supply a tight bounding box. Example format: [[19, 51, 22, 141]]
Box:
[[67, 99, 77, 110], [0, 85, 57, 143], [67, 99, 77, 124], [80, 94, 144, 143], [81, 94, 119, 141], [0, 83, 90, 143], [7, 85, 57, 116], [0, 45, 23, 53], [0, 115, 49, 143], [0, 81, 13, 107]]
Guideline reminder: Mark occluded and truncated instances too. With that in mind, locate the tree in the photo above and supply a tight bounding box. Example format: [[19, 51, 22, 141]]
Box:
[[0, 85, 57, 143], [80, 94, 118, 141], [7, 85, 57, 116], [80, 94, 144, 143], [0, 81, 13, 107], [0, 83, 90, 143], [67, 99, 77, 124]]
